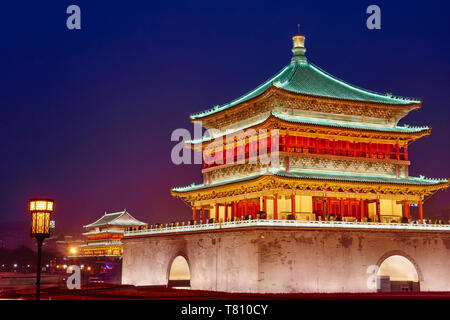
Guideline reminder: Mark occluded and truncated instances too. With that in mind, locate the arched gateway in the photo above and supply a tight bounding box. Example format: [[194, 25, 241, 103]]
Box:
[[167, 255, 191, 288], [377, 253, 420, 292], [123, 227, 450, 293]]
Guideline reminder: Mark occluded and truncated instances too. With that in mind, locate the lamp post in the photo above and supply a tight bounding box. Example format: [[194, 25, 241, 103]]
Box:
[[29, 199, 54, 301]]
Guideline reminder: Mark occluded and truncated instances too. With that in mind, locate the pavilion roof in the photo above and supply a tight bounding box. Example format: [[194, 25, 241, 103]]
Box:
[[190, 61, 420, 120], [172, 171, 448, 194], [84, 210, 147, 229]]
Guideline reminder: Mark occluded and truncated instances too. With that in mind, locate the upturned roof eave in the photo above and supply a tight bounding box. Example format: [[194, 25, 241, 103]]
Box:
[[189, 83, 278, 122], [189, 67, 422, 122], [84, 211, 147, 229], [84, 221, 147, 229]]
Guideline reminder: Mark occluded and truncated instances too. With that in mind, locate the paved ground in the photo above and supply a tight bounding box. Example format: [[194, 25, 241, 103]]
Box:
[[1, 283, 450, 300]]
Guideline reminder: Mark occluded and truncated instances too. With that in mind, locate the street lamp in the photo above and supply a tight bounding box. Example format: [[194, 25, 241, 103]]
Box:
[[29, 199, 54, 300]]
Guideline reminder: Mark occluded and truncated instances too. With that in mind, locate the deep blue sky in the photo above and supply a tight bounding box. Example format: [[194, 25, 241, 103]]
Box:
[[0, 0, 449, 230]]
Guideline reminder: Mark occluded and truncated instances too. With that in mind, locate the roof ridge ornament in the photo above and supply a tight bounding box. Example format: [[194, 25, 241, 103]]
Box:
[[291, 25, 307, 65]]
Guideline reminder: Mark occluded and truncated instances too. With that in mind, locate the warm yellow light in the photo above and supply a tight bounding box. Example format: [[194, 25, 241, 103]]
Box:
[[36, 201, 47, 210], [87, 266, 92, 271], [70, 247, 77, 254], [29, 199, 54, 212], [29, 199, 54, 238]]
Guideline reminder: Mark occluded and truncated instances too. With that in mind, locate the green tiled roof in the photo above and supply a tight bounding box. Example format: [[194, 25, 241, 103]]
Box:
[[172, 171, 447, 193], [84, 210, 147, 228], [190, 60, 420, 120], [172, 174, 260, 192], [276, 171, 447, 186]]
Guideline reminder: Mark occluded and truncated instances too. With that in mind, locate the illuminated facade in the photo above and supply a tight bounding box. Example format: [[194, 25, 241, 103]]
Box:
[[171, 31, 448, 224], [122, 31, 450, 293], [80, 210, 146, 257]]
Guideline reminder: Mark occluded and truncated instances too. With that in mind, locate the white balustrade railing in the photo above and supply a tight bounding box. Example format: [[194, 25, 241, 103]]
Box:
[[124, 219, 450, 237]]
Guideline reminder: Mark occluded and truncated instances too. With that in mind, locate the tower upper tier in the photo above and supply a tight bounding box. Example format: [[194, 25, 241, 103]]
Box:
[[190, 31, 421, 130]]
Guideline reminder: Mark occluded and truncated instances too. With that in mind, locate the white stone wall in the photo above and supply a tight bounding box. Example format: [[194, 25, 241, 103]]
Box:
[[122, 228, 450, 293]]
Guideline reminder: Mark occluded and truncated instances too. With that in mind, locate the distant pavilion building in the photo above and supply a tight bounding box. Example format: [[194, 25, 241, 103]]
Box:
[[80, 210, 147, 257]]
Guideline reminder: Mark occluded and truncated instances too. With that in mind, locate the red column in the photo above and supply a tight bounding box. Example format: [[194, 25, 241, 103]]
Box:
[[402, 200, 407, 218], [360, 200, 364, 221], [286, 133, 290, 152], [192, 206, 196, 220], [406, 202, 410, 218], [224, 202, 228, 221], [245, 199, 249, 218], [215, 203, 219, 221], [263, 196, 267, 212], [232, 201, 236, 219], [346, 199, 350, 217], [340, 199, 344, 219], [273, 194, 278, 220], [396, 143, 400, 160], [418, 200, 423, 224], [286, 156, 289, 172], [404, 144, 408, 161], [291, 194, 295, 216]]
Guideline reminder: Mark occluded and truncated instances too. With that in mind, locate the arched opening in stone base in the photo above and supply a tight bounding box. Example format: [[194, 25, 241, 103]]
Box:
[[377, 254, 420, 292], [167, 255, 191, 288]]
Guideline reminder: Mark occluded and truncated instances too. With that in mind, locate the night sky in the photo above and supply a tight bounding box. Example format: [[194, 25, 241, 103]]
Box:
[[1, 0, 449, 230]]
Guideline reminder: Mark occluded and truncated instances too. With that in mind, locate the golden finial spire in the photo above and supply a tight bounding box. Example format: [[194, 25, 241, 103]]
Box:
[[291, 24, 307, 64]]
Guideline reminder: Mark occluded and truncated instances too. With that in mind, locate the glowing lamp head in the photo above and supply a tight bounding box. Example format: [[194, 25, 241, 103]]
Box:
[[29, 199, 54, 239], [29, 199, 54, 212], [69, 247, 77, 255]]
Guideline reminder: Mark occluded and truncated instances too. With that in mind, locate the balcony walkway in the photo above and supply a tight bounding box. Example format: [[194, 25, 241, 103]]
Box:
[[124, 219, 450, 237]]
